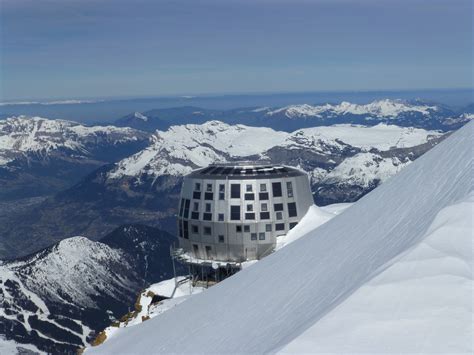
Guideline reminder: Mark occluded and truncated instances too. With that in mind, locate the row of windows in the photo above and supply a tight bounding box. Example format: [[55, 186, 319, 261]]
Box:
[[192, 181, 294, 200], [180, 199, 298, 221], [179, 221, 298, 240]]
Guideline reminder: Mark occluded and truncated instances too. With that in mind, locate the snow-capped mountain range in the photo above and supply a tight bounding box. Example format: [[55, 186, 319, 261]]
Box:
[[88, 113, 473, 355], [115, 99, 471, 132], [264, 99, 439, 119], [0, 116, 150, 200], [108, 120, 444, 204], [0, 224, 178, 354], [0, 116, 148, 166]]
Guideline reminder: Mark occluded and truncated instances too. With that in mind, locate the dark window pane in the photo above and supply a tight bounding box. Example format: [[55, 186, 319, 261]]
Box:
[[219, 184, 225, 192], [183, 199, 190, 219], [236, 225, 242, 233], [204, 192, 213, 200], [250, 233, 257, 241], [195, 183, 201, 191], [203, 226, 211, 235], [288, 202, 297, 217], [219, 192, 225, 200], [183, 220, 189, 238], [179, 198, 185, 217], [274, 203, 283, 211], [193, 191, 201, 200], [205, 203, 211, 212], [245, 213, 255, 220], [260, 212, 270, 220], [265, 224, 272, 232], [231, 184, 241, 198], [259, 232, 265, 240], [218, 213, 224, 221], [206, 184, 212, 192], [203, 213, 212, 221], [275, 223, 285, 231], [260, 183, 267, 192], [244, 193, 255, 200], [192, 225, 199, 234], [191, 211, 199, 220], [276, 211, 283, 220], [272, 182, 282, 197], [244, 225, 250, 232], [289, 222, 298, 229], [246, 184, 252, 192], [231, 205, 240, 220], [259, 192, 269, 200], [218, 235, 225, 243], [178, 220, 183, 237]]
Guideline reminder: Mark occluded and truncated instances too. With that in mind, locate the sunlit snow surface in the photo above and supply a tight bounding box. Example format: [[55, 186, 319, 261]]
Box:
[[90, 122, 472, 354]]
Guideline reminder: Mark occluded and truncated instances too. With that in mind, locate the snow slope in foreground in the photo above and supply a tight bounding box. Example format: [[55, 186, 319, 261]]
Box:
[[90, 121, 473, 354]]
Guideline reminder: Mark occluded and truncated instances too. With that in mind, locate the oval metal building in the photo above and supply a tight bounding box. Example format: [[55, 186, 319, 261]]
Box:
[[175, 162, 313, 265]]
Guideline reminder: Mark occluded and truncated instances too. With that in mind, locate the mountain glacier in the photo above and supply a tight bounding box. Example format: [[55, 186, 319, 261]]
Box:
[[88, 121, 472, 354]]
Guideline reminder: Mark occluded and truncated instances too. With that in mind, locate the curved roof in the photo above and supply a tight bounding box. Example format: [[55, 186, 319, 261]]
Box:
[[186, 162, 307, 180]]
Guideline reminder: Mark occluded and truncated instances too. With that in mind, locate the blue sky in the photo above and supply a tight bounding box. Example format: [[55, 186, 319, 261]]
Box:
[[1, 0, 472, 101]]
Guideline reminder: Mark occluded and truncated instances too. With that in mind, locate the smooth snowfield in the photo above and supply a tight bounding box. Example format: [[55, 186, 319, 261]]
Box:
[[90, 122, 472, 354]]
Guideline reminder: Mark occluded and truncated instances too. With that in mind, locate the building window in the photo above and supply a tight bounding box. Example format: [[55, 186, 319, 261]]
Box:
[[203, 213, 212, 221], [275, 223, 285, 231], [183, 220, 189, 238], [205, 245, 213, 259], [259, 232, 265, 240], [265, 224, 272, 232], [231, 205, 240, 220], [260, 212, 270, 220], [260, 183, 267, 192], [274, 203, 283, 211], [289, 222, 298, 229], [179, 198, 185, 217], [193, 191, 201, 200], [203, 226, 212, 235], [183, 199, 190, 218], [244, 193, 255, 200], [206, 184, 212, 192], [272, 182, 282, 197], [191, 225, 199, 234], [246, 184, 253, 192], [245, 213, 255, 220], [276, 211, 283, 220], [193, 244, 199, 254], [261, 203, 268, 212], [191, 212, 199, 220], [205, 203, 211, 212], [288, 202, 297, 217], [195, 183, 201, 191], [178, 221, 183, 237], [204, 192, 213, 200], [236, 225, 242, 233], [247, 204, 253, 212], [218, 213, 224, 221], [219, 184, 225, 200], [259, 192, 269, 200], [287, 181, 294, 198], [231, 184, 241, 199], [250, 233, 257, 241], [244, 225, 250, 233], [193, 202, 199, 211], [218, 235, 225, 243]]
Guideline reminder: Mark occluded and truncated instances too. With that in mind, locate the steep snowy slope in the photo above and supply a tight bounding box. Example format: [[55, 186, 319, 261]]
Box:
[[89, 121, 472, 354]]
